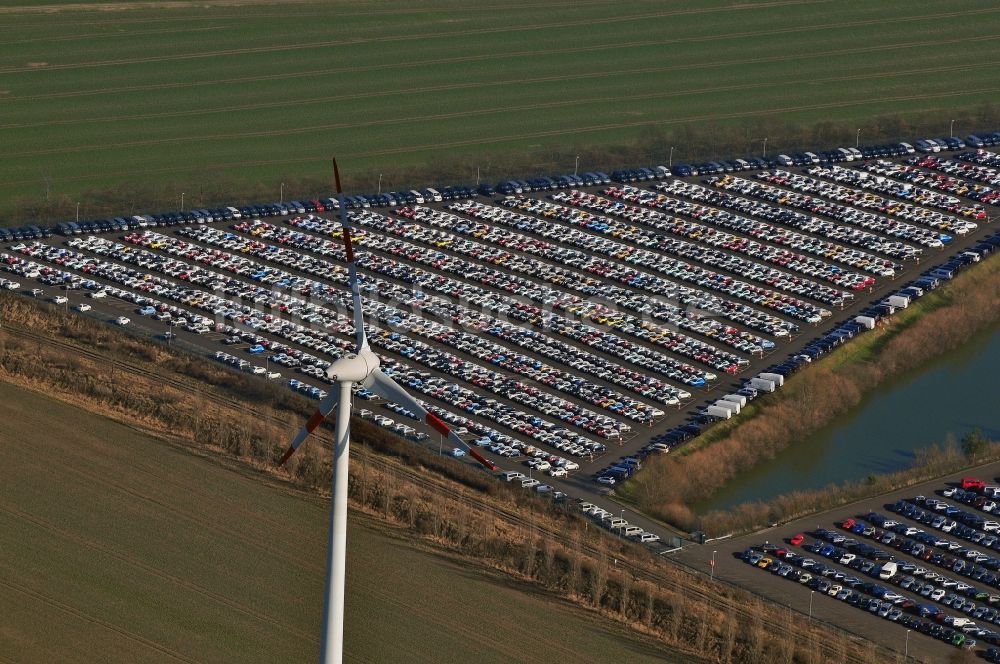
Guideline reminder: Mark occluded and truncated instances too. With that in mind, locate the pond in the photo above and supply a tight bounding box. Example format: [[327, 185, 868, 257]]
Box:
[[698, 323, 1000, 512]]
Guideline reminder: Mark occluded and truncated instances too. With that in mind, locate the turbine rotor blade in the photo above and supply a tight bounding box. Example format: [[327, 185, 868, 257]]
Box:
[[368, 369, 497, 472], [278, 388, 340, 466], [332, 157, 367, 351]]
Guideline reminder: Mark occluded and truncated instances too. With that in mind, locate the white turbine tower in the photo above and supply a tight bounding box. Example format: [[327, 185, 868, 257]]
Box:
[[279, 159, 497, 664]]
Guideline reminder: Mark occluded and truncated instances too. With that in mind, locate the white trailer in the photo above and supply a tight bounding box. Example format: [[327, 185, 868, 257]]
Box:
[[759, 372, 785, 387], [715, 399, 740, 414], [750, 378, 776, 392], [854, 315, 876, 330], [720, 393, 748, 408], [706, 405, 733, 419], [888, 295, 910, 309]]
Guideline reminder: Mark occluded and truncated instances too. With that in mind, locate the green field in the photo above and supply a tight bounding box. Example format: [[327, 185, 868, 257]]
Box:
[[2, 0, 999, 219], [0, 379, 692, 663]]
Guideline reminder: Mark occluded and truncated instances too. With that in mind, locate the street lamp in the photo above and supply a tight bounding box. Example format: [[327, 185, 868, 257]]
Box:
[[711, 550, 717, 581], [669, 146, 675, 168], [180, 192, 185, 212], [280, 182, 284, 203], [574, 154, 580, 176], [856, 128, 861, 148], [950, 119, 955, 138], [75, 202, 80, 222], [809, 590, 815, 622], [904, 628, 911, 658], [762, 137, 767, 158], [377, 173, 383, 196]]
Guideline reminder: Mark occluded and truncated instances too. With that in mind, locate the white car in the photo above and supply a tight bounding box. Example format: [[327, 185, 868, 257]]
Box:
[[639, 533, 661, 543], [87, 290, 107, 299], [547, 467, 567, 478], [251, 366, 266, 375], [52, 295, 68, 304], [114, 316, 130, 326], [75, 303, 92, 312], [520, 478, 540, 489]]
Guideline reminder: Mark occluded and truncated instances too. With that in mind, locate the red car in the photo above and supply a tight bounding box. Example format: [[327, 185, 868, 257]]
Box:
[[962, 477, 986, 491], [842, 518, 856, 530], [790, 534, 805, 546]]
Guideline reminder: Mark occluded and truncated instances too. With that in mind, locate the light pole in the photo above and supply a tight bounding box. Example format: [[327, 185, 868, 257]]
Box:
[[762, 137, 767, 158], [950, 119, 955, 138], [856, 128, 861, 148], [180, 192, 185, 212], [377, 173, 383, 196], [280, 182, 284, 203], [574, 154, 580, 176], [669, 146, 675, 168], [809, 590, 815, 622], [75, 202, 80, 222], [710, 550, 717, 580], [904, 628, 911, 658]]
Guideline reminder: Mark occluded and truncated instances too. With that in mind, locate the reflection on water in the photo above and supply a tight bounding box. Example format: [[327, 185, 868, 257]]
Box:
[[698, 324, 1000, 513]]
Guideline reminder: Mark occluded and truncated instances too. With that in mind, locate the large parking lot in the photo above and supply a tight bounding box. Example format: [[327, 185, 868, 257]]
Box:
[[673, 464, 1000, 662], [1, 140, 998, 516]]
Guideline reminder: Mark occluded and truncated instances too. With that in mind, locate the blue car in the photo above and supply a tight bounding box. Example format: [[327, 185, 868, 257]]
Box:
[[248, 344, 266, 354]]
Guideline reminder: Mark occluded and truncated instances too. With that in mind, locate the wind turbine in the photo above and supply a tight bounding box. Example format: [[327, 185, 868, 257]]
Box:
[[279, 158, 497, 664]]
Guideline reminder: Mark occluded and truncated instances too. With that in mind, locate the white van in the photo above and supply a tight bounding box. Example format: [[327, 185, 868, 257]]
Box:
[[879, 562, 897, 580], [623, 526, 643, 537]]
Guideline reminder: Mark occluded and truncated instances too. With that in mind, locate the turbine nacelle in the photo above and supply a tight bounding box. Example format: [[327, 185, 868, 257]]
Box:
[[324, 347, 379, 384]]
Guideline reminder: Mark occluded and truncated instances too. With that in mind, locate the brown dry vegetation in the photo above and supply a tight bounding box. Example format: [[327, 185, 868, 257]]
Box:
[[0, 294, 904, 663], [630, 254, 1000, 533]]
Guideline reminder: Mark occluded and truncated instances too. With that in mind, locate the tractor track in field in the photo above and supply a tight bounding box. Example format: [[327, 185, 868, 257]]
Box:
[[4, 57, 998, 133], [10, 23, 998, 105], [0, 323, 889, 661], [0, 4, 994, 78], [3, 84, 997, 179], [0, 578, 199, 663], [0, 503, 320, 643]]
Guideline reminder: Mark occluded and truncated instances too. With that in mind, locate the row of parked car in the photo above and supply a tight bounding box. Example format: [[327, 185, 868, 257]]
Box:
[[523, 192, 878, 297], [856, 161, 988, 219], [589, 183, 910, 272], [177, 223, 660, 429], [270, 212, 724, 391], [130, 227, 637, 440], [919, 153, 1000, 189], [714, 171, 949, 249], [777, 166, 977, 236], [385, 204, 777, 357], [740, 475, 1000, 657], [742, 540, 979, 650], [449, 198, 834, 322], [71, 229, 624, 457], [12, 233, 616, 460], [386, 198, 798, 338], [501, 194, 854, 307]]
